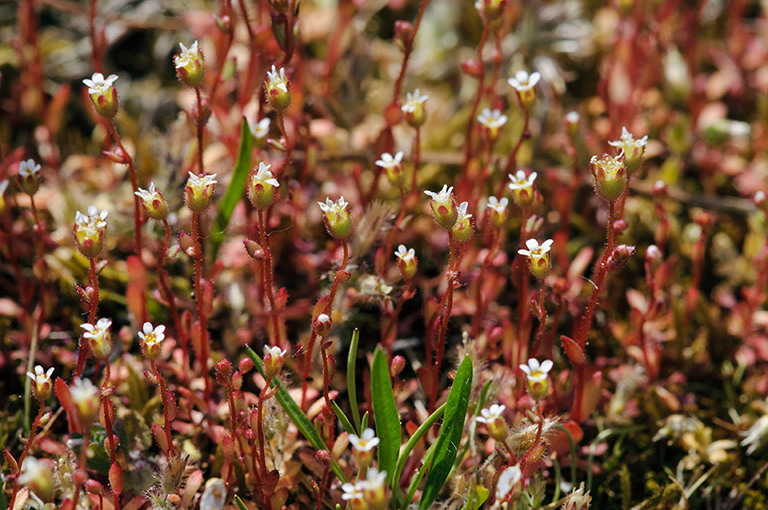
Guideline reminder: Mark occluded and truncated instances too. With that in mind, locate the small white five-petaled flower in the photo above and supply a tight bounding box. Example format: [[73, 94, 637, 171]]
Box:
[[27, 365, 54, 387], [83, 73, 119, 95], [375, 151, 404, 169], [518, 238, 553, 259], [19, 159, 41, 178], [401, 88, 429, 113], [175, 41, 202, 69], [264, 345, 287, 358], [507, 70, 540, 92], [135, 182, 161, 202], [81, 317, 112, 341], [138, 322, 166, 348], [395, 244, 416, 263], [519, 358, 554, 383], [477, 404, 506, 424], [508, 170, 537, 191], [266, 65, 289, 93], [486, 196, 509, 214], [477, 108, 508, 129], [318, 196, 348, 215], [252, 162, 280, 188], [250, 117, 271, 139], [349, 428, 380, 452]]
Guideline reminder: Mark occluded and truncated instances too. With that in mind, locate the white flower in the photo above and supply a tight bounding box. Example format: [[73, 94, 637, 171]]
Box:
[[75, 205, 109, 231], [517, 238, 553, 259], [138, 322, 166, 348], [364, 466, 387, 487], [200, 479, 226, 510], [69, 377, 100, 420], [83, 73, 118, 95], [81, 317, 111, 339], [341, 481, 365, 501], [266, 65, 289, 93], [187, 171, 217, 192], [375, 151, 404, 169], [507, 70, 540, 92], [175, 41, 201, 69], [477, 108, 508, 129], [18, 457, 47, 486], [508, 170, 537, 191], [476, 404, 506, 424], [401, 88, 429, 113], [264, 345, 287, 358], [741, 414, 768, 455], [19, 159, 41, 178], [395, 245, 416, 263], [519, 358, 554, 384], [495, 464, 522, 501], [26, 365, 54, 386], [349, 428, 380, 452], [486, 196, 509, 214], [317, 196, 348, 215], [251, 162, 279, 188], [135, 182, 161, 202], [424, 184, 453, 203], [565, 111, 580, 124], [608, 126, 648, 149], [456, 201, 472, 221], [250, 117, 271, 139]]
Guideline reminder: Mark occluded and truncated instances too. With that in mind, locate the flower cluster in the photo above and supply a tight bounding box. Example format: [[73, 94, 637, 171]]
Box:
[[73, 205, 108, 259]]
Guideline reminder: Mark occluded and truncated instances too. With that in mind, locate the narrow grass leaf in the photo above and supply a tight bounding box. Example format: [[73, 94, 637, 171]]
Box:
[[371, 346, 401, 485], [211, 116, 253, 257], [234, 495, 248, 510], [331, 400, 356, 436], [419, 355, 473, 510], [245, 345, 348, 483], [347, 329, 361, 432], [392, 403, 446, 491]]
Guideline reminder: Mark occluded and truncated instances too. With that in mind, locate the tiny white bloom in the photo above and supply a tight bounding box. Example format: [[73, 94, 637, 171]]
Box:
[[608, 126, 648, 149], [424, 184, 454, 202], [83, 73, 118, 95], [395, 244, 416, 263], [200, 479, 226, 510], [364, 466, 387, 489], [349, 428, 380, 452], [741, 414, 768, 455], [486, 196, 509, 214], [18, 457, 49, 486], [69, 377, 99, 407], [517, 238, 553, 258], [26, 365, 54, 386], [250, 117, 271, 139], [519, 358, 554, 384], [456, 201, 472, 221], [81, 318, 112, 344], [496, 464, 522, 500], [266, 65, 289, 93], [507, 70, 541, 92], [175, 41, 201, 69], [477, 403, 506, 424], [264, 345, 287, 358], [342, 481, 365, 501], [401, 88, 429, 113], [135, 182, 161, 202], [19, 159, 41, 178], [375, 151, 404, 169], [477, 108, 508, 129], [317, 196, 348, 215], [565, 111, 580, 124], [252, 162, 280, 188], [508, 170, 537, 191], [187, 171, 218, 192], [138, 322, 166, 348]]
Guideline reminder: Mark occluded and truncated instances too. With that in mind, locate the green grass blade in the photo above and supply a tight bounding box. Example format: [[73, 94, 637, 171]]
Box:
[[391, 403, 446, 492], [234, 495, 248, 510], [211, 116, 253, 257], [347, 329, 361, 433], [245, 345, 348, 483], [371, 346, 401, 486], [419, 355, 473, 510], [404, 440, 437, 508], [331, 400, 356, 436]]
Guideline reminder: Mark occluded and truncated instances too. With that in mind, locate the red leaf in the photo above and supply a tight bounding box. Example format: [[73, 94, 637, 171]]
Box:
[[561, 335, 586, 365]]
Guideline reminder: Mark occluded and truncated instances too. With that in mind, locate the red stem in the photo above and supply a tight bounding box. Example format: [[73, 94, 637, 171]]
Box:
[[158, 220, 187, 372], [192, 213, 213, 398], [463, 20, 490, 172]]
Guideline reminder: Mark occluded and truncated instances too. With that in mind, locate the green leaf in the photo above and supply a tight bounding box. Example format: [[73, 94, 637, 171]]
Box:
[[245, 345, 348, 483], [347, 329, 361, 433], [419, 356, 473, 510], [331, 400, 356, 436], [211, 116, 253, 257], [234, 495, 248, 510], [461, 484, 489, 510], [391, 403, 446, 492], [371, 346, 401, 486]]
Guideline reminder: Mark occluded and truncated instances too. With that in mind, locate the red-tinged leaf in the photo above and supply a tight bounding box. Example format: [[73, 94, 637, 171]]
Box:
[[45, 83, 72, 135], [201, 279, 214, 316], [13, 488, 29, 510], [37, 436, 68, 457], [416, 366, 433, 398], [190, 321, 203, 360], [124, 495, 147, 510], [126, 284, 145, 326], [579, 369, 603, 420], [109, 461, 123, 495], [183, 470, 204, 508], [179, 231, 196, 257], [561, 335, 586, 365], [222, 435, 235, 463], [176, 386, 208, 411], [95, 259, 109, 274], [423, 296, 439, 326], [274, 287, 288, 312], [55, 377, 80, 433], [127, 256, 147, 288], [166, 390, 177, 420], [152, 423, 169, 453], [4, 448, 18, 474], [263, 469, 280, 495]]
